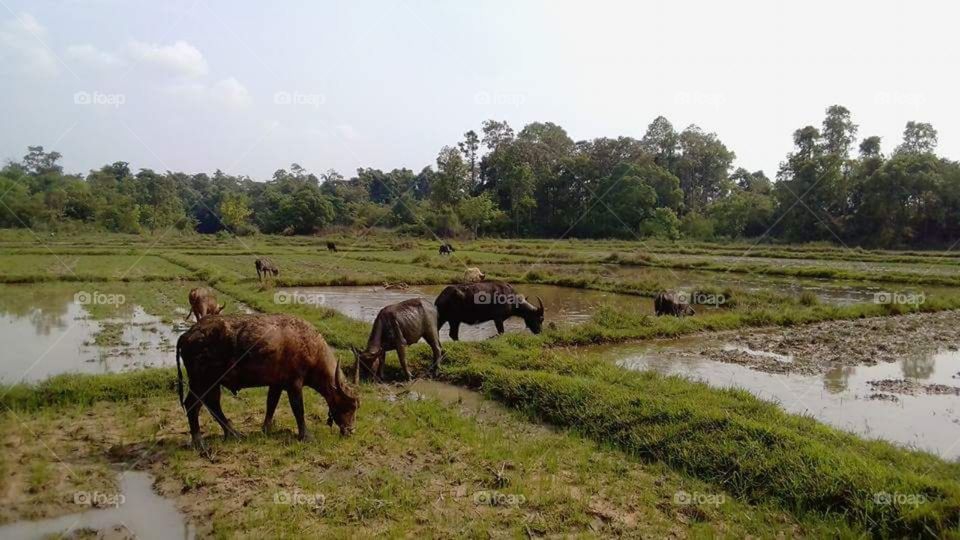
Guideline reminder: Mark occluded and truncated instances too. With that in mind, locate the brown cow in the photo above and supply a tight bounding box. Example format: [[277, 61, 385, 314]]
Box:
[[185, 287, 225, 322], [654, 292, 695, 317], [255, 257, 280, 282], [176, 314, 359, 453], [351, 298, 444, 382]]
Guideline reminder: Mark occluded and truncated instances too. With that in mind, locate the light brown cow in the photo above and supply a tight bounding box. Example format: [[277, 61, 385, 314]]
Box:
[[462, 267, 485, 283], [185, 287, 225, 322], [176, 314, 359, 454]]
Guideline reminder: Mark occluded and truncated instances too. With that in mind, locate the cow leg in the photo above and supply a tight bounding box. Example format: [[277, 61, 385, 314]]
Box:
[[376, 351, 386, 381], [494, 319, 505, 335], [262, 385, 283, 434], [184, 388, 205, 453], [449, 321, 460, 341], [287, 382, 311, 442], [202, 385, 241, 440], [426, 333, 444, 376], [395, 342, 412, 381]]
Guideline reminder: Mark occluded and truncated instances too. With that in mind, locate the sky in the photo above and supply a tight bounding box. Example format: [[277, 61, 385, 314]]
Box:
[[1, 0, 957, 181]]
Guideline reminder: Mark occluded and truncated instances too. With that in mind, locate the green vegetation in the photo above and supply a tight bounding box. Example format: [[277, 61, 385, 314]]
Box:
[[3, 107, 959, 248]]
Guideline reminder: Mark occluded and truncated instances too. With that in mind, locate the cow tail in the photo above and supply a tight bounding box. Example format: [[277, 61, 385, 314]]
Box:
[[176, 337, 185, 410]]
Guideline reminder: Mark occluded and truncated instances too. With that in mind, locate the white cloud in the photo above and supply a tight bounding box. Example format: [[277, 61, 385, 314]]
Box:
[[336, 124, 359, 140], [127, 39, 207, 78], [66, 44, 121, 69], [0, 13, 58, 77], [166, 77, 252, 109]]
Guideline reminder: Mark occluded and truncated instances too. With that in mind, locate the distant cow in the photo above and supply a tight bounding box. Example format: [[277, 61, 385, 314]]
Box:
[[435, 281, 544, 340], [176, 314, 359, 453], [185, 287, 225, 322], [352, 298, 444, 382], [654, 292, 695, 317], [255, 257, 280, 281], [326, 242, 337, 252], [463, 267, 485, 283], [439, 243, 455, 256]]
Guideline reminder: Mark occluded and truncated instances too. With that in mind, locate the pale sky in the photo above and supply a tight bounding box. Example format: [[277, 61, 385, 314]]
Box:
[[1, 0, 957, 180]]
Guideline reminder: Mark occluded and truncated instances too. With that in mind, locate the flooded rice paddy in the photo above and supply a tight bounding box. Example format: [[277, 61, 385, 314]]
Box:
[[0, 471, 194, 539], [602, 335, 960, 459], [279, 283, 651, 341]]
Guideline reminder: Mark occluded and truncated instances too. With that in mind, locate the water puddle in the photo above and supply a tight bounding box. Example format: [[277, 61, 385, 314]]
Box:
[[604, 339, 960, 459], [0, 296, 181, 383], [280, 284, 651, 341], [0, 471, 194, 540]]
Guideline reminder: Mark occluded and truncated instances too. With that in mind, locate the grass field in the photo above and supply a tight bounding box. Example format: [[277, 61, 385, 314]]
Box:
[[1, 230, 959, 537]]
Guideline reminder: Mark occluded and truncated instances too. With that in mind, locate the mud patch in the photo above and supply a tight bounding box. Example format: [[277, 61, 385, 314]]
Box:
[[867, 379, 960, 396]]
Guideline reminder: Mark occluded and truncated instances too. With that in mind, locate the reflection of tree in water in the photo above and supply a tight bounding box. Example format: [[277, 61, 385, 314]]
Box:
[[823, 366, 856, 394], [0, 285, 74, 336], [901, 351, 936, 380]]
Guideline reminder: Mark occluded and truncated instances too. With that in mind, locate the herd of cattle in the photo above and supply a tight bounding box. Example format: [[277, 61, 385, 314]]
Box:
[[175, 247, 694, 452]]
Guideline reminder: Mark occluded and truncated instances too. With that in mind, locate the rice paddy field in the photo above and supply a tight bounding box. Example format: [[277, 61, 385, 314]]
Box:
[[2, 230, 960, 538]]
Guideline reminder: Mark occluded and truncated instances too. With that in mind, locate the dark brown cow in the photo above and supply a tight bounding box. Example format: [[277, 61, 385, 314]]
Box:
[[176, 314, 359, 453], [438, 243, 455, 256], [185, 287, 225, 322], [654, 292, 695, 317], [326, 241, 337, 252], [351, 298, 444, 382], [255, 257, 280, 281], [434, 281, 544, 341]]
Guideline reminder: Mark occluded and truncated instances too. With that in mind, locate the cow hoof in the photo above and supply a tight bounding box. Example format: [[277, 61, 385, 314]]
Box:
[[261, 423, 272, 434], [298, 432, 314, 443]]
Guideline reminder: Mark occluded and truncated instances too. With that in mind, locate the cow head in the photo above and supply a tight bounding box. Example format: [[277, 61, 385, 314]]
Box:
[[330, 358, 359, 435], [682, 304, 696, 317], [519, 296, 545, 334], [350, 345, 379, 384]]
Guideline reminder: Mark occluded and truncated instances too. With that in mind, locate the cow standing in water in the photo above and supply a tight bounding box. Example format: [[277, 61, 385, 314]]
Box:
[[176, 314, 359, 453], [434, 281, 544, 341], [654, 292, 695, 317], [352, 298, 444, 381], [185, 287, 225, 322], [255, 258, 280, 282]]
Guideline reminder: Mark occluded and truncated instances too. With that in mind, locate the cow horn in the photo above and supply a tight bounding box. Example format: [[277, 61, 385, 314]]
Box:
[[334, 358, 342, 391], [536, 296, 544, 314]]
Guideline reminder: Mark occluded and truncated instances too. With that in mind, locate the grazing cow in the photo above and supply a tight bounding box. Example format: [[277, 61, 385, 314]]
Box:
[[326, 242, 337, 252], [255, 257, 280, 282], [185, 287, 225, 322], [352, 298, 444, 382], [176, 314, 359, 453], [654, 292, 695, 317], [439, 243, 455, 256], [435, 281, 544, 341], [463, 267, 485, 283]]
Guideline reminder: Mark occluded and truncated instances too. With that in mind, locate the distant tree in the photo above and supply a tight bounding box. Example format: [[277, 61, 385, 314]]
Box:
[[457, 192, 503, 236], [859, 136, 883, 159], [458, 130, 481, 191], [896, 121, 938, 155], [218, 193, 253, 232], [431, 146, 468, 208], [821, 105, 858, 157], [641, 116, 679, 171], [22, 146, 63, 176], [480, 119, 515, 151]]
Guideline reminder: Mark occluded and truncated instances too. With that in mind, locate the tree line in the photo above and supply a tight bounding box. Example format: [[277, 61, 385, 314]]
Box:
[[1, 105, 956, 247]]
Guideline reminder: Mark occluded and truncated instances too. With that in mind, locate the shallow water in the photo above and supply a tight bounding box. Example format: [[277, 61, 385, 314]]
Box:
[[0, 471, 194, 539], [0, 298, 181, 383], [280, 284, 650, 341], [604, 339, 960, 459]]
